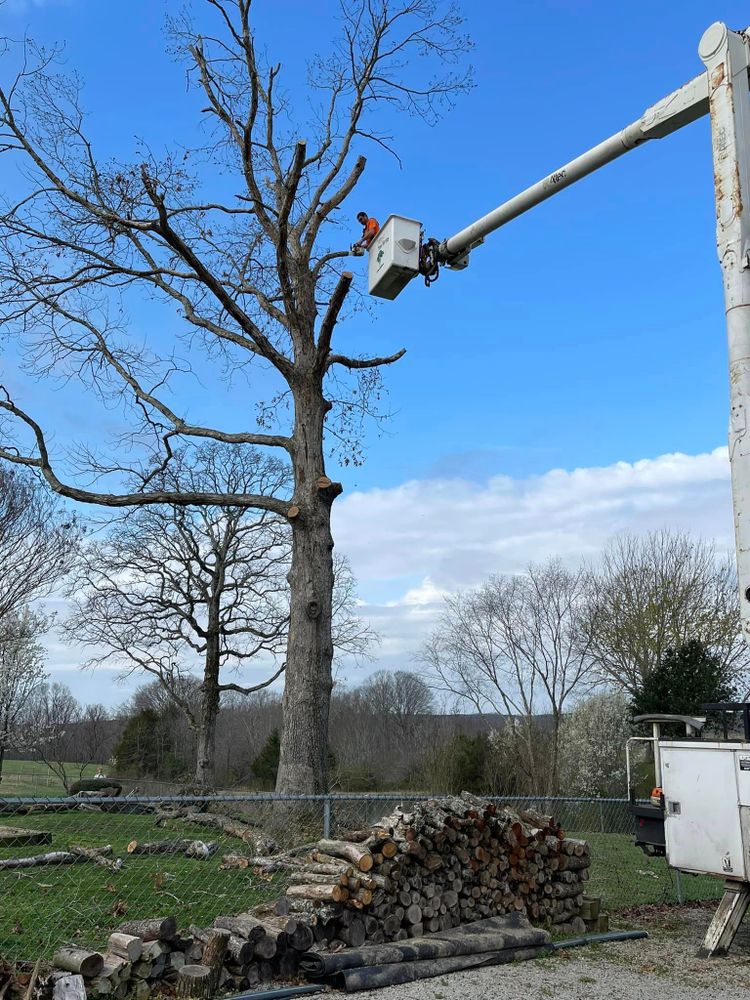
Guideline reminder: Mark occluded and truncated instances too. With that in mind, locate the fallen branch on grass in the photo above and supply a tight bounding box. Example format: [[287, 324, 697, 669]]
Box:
[[126, 839, 218, 859], [0, 846, 115, 870]]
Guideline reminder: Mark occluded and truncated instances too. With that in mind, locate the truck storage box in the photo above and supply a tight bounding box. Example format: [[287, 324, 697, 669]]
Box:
[[662, 740, 750, 879]]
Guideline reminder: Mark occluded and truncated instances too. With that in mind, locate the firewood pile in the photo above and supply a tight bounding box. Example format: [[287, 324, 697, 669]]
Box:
[[32, 793, 592, 998], [273, 792, 591, 945], [42, 913, 319, 998]]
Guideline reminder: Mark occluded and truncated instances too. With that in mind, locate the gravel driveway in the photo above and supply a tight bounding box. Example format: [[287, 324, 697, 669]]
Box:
[[362, 905, 750, 1000]]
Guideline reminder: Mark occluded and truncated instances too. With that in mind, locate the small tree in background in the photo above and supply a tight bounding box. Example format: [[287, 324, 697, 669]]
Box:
[[421, 559, 594, 794], [0, 608, 48, 782], [584, 531, 748, 698], [27, 683, 108, 793], [113, 706, 182, 779], [631, 639, 736, 719], [559, 691, 631, 798], [252, 728, 281, 790], [65, 444, 292, 788], [420, 732, 488, 794]]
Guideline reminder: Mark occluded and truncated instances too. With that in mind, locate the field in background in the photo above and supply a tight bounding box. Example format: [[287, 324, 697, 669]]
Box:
[[0, 761, 104, 797]]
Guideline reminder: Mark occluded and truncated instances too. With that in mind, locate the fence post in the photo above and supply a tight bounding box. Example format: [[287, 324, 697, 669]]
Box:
[[598, 799, 605, 833], [323, 796, 331, 839], [674, 867, 684, 905]]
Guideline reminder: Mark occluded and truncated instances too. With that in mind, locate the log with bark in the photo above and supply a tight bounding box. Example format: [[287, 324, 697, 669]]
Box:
[[175, 965, 212, 1000], [52, 976, 87, 1000], [107, 935, 143, 963], [0, 846, 114, 870], [126, 839, 217, 859], [52, 949, 103, 979], [116, 918, 177, 942], [0, 826, 52, 847], [183, 812, 255, 845]]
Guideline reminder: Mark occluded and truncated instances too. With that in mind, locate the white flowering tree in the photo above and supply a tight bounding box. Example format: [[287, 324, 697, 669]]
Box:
[[558, 690, 631, 798]]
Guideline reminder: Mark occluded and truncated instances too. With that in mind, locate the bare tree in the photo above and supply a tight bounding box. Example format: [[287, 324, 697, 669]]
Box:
[[64, 445, 291, 786], [361, 669, 433, 784], [0, 607, 48, 781], [583, 530, 749, 698], [328, 670, 433, 787], [26, 683, 108, 793], [420, 560, 593, 793], [360, 670, 433, 750], [65, 444, 375, 785], [0, 467, 79, 623], [0, 1, 471, 792]]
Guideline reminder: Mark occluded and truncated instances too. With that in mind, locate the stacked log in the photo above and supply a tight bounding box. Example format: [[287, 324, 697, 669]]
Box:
[[50, 922, 184, 998], [273, 793, 591, 942], [49, 912, 320, 996]]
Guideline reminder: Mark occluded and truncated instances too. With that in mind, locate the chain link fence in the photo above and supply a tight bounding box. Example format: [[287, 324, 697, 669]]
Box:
[[0, 792, 722, 963]]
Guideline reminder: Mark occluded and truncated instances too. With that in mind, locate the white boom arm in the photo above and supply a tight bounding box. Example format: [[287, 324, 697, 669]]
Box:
[[373, 23, 750, 643], [699, 24, 750, 647], [440, 71, 711, 263], [452, 23, 750, 644]]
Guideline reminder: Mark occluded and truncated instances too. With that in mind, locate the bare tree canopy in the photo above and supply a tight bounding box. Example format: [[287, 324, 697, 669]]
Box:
[[0, 467, 79, 622], [582, 529, 748, 697], [0, 0, 472, 793], [420, 559, 594, 793], [0, 607, 49, 780]]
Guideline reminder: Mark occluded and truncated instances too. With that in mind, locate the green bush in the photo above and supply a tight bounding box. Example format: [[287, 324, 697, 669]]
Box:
[[69, 777, 123, 795]]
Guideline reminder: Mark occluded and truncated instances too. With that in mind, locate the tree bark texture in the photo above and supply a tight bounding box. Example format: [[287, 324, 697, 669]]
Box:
[[195, 600, 222, 787], [276, 384, 339, 793]]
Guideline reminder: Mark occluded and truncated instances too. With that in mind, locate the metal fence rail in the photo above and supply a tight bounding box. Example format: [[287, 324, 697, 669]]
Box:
[[0, 793, 721, 962]]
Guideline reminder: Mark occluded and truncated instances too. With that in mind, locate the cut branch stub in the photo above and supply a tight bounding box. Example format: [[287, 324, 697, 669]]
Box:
[[287, 504, 301, 520], [315, 477, 343, 502]]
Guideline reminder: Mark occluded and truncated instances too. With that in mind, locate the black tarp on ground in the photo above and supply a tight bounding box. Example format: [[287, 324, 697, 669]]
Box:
[[300, 913, 552, 990], [337, 944, 551, 992]]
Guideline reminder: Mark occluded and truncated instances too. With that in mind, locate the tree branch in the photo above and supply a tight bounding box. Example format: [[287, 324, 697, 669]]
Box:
[[326, 348, 406, 371], [316, 271, 353, 365], [0, 390, 291, 514]]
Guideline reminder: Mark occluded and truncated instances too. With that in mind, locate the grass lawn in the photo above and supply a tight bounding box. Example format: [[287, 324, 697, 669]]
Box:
[[0, 809, 283, 962], [582, 831, 722, 910]]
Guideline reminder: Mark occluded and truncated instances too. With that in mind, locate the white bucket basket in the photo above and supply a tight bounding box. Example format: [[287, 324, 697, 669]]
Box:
[[368, 215, 421, 300]]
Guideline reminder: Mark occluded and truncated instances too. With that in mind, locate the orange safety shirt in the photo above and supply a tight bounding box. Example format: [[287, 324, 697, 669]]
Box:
[[363, 217, 380, 242]]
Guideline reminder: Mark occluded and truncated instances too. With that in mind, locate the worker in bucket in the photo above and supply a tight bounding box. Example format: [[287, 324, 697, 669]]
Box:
[[351, 211, 379, 255]]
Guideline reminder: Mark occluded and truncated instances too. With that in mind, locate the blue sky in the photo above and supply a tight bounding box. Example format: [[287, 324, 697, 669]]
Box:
[[1, 0, 746, 704]]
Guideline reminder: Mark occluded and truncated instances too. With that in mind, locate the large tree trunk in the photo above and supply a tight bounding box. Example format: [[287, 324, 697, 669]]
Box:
[[196, 616, 221, 787], [276, 380, 340, 794]]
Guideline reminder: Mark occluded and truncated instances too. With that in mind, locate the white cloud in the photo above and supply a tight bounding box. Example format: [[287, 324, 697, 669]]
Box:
[[332, 446, 734, 675]]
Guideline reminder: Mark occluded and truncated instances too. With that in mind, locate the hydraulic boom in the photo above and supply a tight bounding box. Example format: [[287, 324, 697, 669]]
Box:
[[369, 22, 750, 647]]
